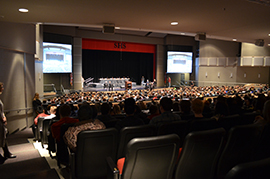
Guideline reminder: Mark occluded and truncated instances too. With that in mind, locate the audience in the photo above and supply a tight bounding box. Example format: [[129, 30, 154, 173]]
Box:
[[50, 104, 79, 142], [64, 104, 106, 152], [115, 98, 144, 130], [149, 97, 181, 128], [190, 98, 205, 120]]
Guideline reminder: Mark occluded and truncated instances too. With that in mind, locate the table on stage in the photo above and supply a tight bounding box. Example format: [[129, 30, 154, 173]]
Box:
[[99, 78, 130, 87]]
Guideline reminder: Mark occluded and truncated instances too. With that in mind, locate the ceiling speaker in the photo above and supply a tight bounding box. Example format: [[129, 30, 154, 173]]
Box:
[[195, 33, 206, 41], [102, 25, 115, 34], [255, 39, 264, 47]]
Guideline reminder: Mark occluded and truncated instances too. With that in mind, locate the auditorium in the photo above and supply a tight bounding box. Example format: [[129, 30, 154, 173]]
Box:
[[0, 0, 270, 178]]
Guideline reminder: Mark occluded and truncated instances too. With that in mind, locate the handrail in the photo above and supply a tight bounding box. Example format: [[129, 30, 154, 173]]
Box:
[[4, 107, 33, 115]]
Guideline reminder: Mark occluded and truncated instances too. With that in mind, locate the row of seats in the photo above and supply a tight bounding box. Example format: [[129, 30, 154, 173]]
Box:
[[67, 123, 266, 179]]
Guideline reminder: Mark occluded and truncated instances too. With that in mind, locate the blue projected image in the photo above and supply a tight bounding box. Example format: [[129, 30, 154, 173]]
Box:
[[43, 42, 72, 73], [167, 51, 193, 73]]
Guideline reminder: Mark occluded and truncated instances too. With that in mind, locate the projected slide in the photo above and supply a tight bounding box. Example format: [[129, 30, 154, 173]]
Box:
[[167, 51, 193, 73], [43, 42, 72, 73]]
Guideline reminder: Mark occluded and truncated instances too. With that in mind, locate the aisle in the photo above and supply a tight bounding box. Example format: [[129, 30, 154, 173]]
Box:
[[0, 128, 61, 179]]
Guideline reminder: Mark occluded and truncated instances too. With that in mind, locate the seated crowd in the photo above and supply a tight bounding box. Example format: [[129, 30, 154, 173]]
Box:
[[35, 84, 270, 171]]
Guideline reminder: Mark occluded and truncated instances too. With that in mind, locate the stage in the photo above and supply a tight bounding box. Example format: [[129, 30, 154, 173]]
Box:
[[83, 84, 145, 92]]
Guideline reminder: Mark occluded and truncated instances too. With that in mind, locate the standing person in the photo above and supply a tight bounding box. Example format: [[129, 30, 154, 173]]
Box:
[[32, 93, 42, 118], [141, 76, 145, 86], [168, 77, 171, 88], [0, 82, 16, 165]]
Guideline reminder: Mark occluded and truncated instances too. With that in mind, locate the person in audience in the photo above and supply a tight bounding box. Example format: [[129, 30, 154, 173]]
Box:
[[211, 96, 229, 121], [64, 104, 105, 152], [134, 104, 149, 124], [34, 106, 49, 126], [50, 104, 79, 142], [179, 99, 194, 120], [44, 105, 57, 119], [190, 98, 205, 120], [97, 102, 116, 123], [254, 100, 270, 159], [115, 98, 144, 130], [147, 104, 160, 120], [111, 104, 122, 116], [149, 97, 180, 128], [0, 82, 16, 164]]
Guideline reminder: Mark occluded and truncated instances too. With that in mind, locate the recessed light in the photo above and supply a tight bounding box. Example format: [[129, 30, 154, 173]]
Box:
[[115, 27, 120, 29], [19, 8, 29, 13], [268, 34, 270, 37], [171, 21, 178, 26], [233, 38, 237, 41]]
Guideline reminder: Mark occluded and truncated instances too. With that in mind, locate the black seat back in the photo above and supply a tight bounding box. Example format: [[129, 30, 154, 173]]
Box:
[[117, 125, 156, 159], [225, 157, 270, 179], [218, 114, 241, 132], [189, 118, 219, 132], [122, 134, 180, 179], [157, 121, 188, 147], [36, 117, 45, 140], [57, 123, 75, 167], [73, 128, 118, 179], [41, 118, 52, 148], [216, 124, 264, 178], [175, 128, 226, 179]]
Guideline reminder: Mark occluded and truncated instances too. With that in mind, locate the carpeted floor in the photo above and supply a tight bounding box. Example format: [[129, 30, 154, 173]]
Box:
[[0, 128, 61, 179]]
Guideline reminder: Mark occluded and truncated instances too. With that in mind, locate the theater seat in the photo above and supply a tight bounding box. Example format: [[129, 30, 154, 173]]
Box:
[[157, 121, 188, 147], [117, 125, 156, 159], [216, 124, 264, 179], [71, 128, 118, 179], [175, 128, 226, 179], [41, 118, 52, 148], [225, 157, 270, 179], [109, 134, 180, 179]]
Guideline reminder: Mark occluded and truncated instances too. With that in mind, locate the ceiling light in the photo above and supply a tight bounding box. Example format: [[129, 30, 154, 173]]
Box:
[[268, 34, 270, 36], [233, 38, 237, 41], [115, 27, 120, 29], [19, 8, 29, 13], [171, 21, 178, 26], [180, 33, 185, 35]]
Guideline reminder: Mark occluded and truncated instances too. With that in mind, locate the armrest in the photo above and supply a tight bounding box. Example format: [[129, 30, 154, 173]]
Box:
[[70, 152, 76, 179], [106, 157, 119, 179]]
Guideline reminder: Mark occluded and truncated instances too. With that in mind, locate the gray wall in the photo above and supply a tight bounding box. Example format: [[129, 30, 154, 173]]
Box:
[[0, 21, 35, 133], [198, 39, 270, 86]]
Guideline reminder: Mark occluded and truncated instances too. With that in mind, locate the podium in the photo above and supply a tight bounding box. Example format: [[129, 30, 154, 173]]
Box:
[[125, 81, 132, 90]]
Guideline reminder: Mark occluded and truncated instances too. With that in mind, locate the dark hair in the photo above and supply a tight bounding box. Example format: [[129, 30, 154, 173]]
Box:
[[59, 104, 71, 117], [124, 98, 135, 115], [101, 103, 111, 115], [37, 106, 44, 113], [160, 97, 173, 111], [77, 104, 93, 121], [180, 99, 191, 114], [149, 104, 158, 114]]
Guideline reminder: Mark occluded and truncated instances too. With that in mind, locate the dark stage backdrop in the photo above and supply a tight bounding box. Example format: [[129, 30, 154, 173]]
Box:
[[81, 39, 156, 85], [82, 50, 153, 84]]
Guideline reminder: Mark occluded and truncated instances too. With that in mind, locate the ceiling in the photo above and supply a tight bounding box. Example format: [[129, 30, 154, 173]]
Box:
[[0, 0, 270, 46]]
